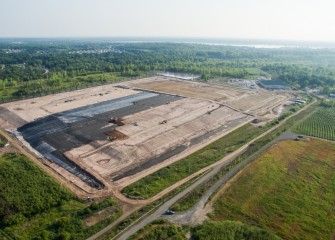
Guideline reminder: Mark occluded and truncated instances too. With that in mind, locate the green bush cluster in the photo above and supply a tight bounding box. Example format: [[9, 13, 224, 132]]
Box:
[[0, 153, 72, 226], [192, 221, 281, 240], [0, 154, 121, 240]]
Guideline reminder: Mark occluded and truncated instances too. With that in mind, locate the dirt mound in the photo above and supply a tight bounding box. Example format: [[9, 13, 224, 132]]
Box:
[[105, 129, 128, 141], [109, 117, 125, 126], [97, 159, 110, 165]]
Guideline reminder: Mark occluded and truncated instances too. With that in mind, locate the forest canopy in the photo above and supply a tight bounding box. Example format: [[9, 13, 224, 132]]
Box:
[[1, 39, 335, 101]]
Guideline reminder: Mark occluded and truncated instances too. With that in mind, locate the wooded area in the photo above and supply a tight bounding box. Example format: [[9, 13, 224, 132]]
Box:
[[1, 40, 335, 101]]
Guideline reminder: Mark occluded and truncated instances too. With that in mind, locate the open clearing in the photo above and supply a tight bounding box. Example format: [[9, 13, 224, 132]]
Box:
[[66, 98, 247, 182], [1, 84, 139, 126], [129, 77, 289, 116], [0, 76, 292, 200], [210, 139, 335, 240], [131, 77, 243, 102]]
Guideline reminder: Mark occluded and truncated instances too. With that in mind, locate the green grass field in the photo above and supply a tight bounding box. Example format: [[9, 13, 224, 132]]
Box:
[[293, 106, 335, 141], [192, 221, 280, 240], [0, 153, 121, 240], [122, 123, 267, 199], [128, 219, 280, 240], [210, 139, 335, 240], [128, 219, 187, 240]]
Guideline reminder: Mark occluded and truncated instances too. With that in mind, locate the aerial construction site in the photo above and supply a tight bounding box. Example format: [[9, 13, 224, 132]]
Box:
[[0, 76, 292, 199]]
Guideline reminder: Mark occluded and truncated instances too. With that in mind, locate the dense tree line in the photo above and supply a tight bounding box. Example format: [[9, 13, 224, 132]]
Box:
[[1, 40, 335, 100]]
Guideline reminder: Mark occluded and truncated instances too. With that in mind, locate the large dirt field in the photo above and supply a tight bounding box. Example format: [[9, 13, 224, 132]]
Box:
[[1, 85, 139, 125], [224, 91, 287, 115], [0, 76, 292, 196], [130, 77, 244, 102], [65, 98, 248, 182], [129, 77, 290, 116]]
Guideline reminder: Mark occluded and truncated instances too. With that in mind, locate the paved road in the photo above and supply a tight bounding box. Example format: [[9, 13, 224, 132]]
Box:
[[115, 162, 227, 240], [165, 130, 300, 225], [115, 131, 299, 240]]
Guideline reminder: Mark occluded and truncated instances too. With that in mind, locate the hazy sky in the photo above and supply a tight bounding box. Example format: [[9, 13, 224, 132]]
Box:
[[1, 0, 335, 41]]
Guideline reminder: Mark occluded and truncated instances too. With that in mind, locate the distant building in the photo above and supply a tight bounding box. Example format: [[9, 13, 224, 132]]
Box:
[[258, 80, 291, 90]]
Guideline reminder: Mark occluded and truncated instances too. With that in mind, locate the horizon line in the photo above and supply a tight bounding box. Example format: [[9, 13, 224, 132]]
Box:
[[0, 36, 335, 44]]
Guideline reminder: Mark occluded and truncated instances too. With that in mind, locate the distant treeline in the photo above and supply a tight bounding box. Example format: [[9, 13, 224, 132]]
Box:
[[1, 40, 335, 100]]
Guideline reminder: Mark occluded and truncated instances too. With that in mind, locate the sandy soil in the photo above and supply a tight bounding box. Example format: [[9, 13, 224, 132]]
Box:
[[128, 77, 290, 117], [1, 85, 139, 123], [65, 98, 247, 181], [223, 91, 289, 115], [130, 78, 245, 102]]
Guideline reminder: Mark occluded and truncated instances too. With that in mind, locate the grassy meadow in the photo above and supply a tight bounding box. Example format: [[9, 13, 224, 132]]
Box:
[[210, 139, 335, 240]]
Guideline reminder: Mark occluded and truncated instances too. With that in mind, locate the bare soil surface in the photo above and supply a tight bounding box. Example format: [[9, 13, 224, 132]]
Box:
[[224, 91, 289, 115], [1, 86, 139, 124], [65, 98, 247, 182], [0, 143, 19, 157], [129, 77, 291, 117], [130, 78, 245, 102], [0, 107, 27, 128]]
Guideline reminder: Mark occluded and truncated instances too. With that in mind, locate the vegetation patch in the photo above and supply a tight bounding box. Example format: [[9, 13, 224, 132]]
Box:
[[0, 134, 7, 147], [0, 153, 71, 226], [122, 123, 266, 199], [192, 221, 280, 240], [210, 140, 335, 240], [126, 219, 280, 240], [293, 106, 335, 140], [0, 153, 121, 240], [171, 179, 214, 212], [97, 174, 203, 240], [128, 219, 187, 240]]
